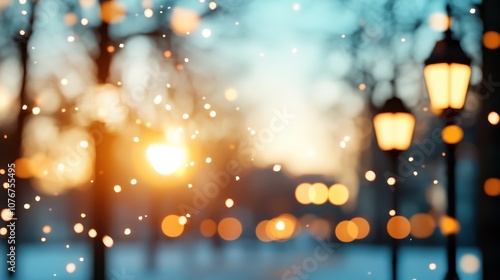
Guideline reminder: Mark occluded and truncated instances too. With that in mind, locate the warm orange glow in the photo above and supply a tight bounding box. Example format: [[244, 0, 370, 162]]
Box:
[[266, 214, 297, 241], [335, 220, 358, 243], [424, 63, 471, 111], [295, 183, 312, 204], [1, 209, 13, 222], [218, 217, 242, 241], [488, 112, 499, 125], [328, 184, 349, 206], [428, 13, 450, 32], [200, 219, 217, 238], [100, 1, 126, 24], [161, 215, 185, 238], [351, 217, 370, 239], [442, 125, 464, 144], [42, 225, 52, 234], [256, 220, 272, 242], [440, 216, 460, 235], [410, 213, 436, 238], [373, 112, 415, 151], [146, 144, 186, 175], [73, 223, 84, 234], [64, 13, 78, 26], [79, 0, 95, 9], [13, 157, 33, 178], [484, 178, 500, 196], [387, 216, 411, 239], [170, 8, 200, 36], [88, 229, 97, 238], [365, 170, 376, 182], [102, 235, 114, 248], [483, 31, 500, 49], [308, 182, 329, 205]]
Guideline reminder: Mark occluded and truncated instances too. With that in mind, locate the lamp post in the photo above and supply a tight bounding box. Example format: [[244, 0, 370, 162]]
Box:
[[373, 95, 415, 280], [423, 5, 471, 280]]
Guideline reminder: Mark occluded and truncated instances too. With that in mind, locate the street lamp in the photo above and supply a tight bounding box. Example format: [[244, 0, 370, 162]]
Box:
[[373, 95, 415, 280], [373, 96, 416, 152], [423, 5, 471, 280]]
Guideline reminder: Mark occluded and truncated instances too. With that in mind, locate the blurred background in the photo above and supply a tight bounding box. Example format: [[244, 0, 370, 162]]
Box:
[[0, 0, 499, 279]]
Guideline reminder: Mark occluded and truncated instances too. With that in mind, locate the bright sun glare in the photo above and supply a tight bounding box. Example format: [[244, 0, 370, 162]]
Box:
[[146, 144, 186, 175]]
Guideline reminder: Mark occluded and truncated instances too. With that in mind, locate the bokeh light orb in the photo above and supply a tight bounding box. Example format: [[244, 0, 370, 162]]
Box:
[[440, 216, 460, 236], [410, 213, 436, 238], [442, 125, 464, 144], [484, 178, 500, 196], [200, 219, 217, 238], [295, 183, 312, 204], [218, 217, 242, 241], [161, 215, 185, 238], [308, 183, 329, 205], [387, 216, 411, 239], [256, 220, 272, 242], [351, 217, 370, 239], [335, 220, 358, 243], [365, 170, 376, 182], [488, 112, 499, 125], [460, 254, 481, 274], [328, 184, 349, 206], [483, 31, 500, 49]]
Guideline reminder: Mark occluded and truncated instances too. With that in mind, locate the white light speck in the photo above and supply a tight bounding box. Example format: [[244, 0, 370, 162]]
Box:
[[202, 28, 212, 38], [144, 8, 153, 18], [470, 8, 476, 14]]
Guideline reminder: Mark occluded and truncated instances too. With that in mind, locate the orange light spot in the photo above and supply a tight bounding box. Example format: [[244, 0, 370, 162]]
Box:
[[170, 8, 200, 36], [200, 219, 217, 238], [387, 216, 411, 239], [439, 216, 460, 235], [335, 220, 358, 243], [410, 213, 436, 238], [218, 217, 242, 241], [256, 220, 272, 242], [442, 125, 463, 144], [328, 184, 349, 206], [351, 217, 370, 239], [100, 1, 126, 24], [483, 31, 500, 50], [484, 178, 500, 196], [295, 183, 311, 205], [161, 215, 184, 238], [14, 157, 33, 179]]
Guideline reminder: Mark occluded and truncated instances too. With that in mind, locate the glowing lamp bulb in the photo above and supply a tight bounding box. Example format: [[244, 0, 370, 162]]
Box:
[[146, 145, 186, 175]]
